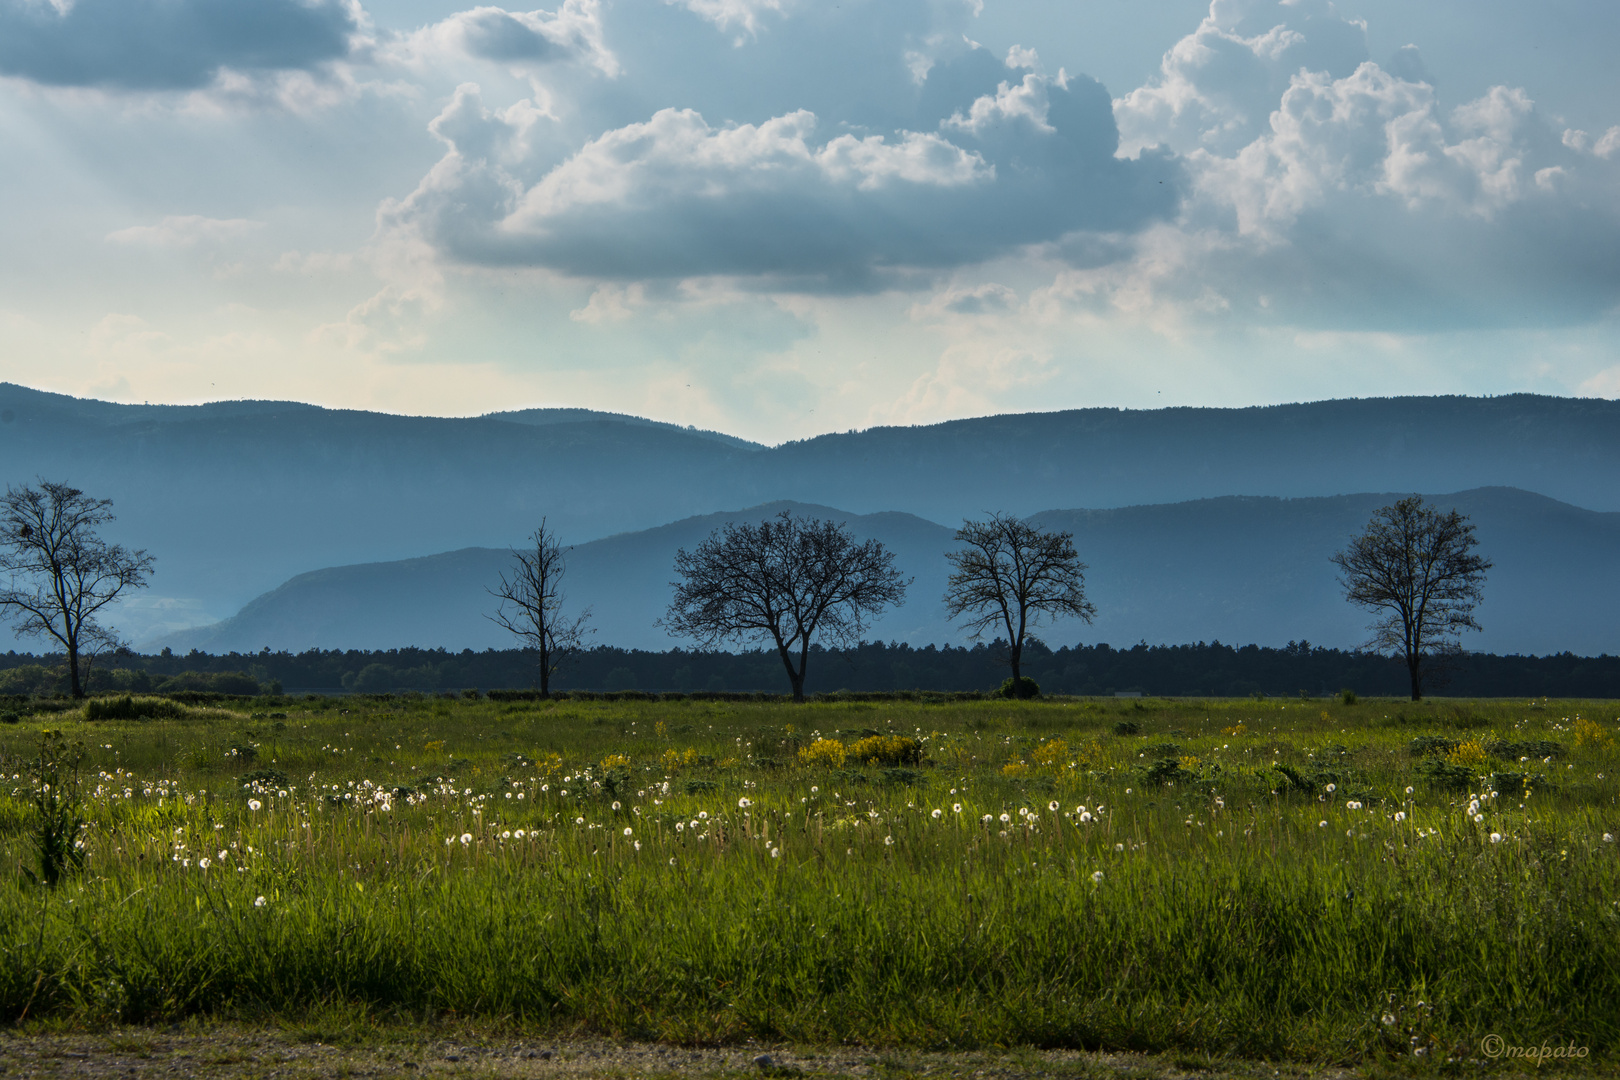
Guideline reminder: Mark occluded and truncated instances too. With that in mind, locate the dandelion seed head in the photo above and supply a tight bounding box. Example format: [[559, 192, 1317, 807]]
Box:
[[255, 896, 266, 907], [931, 809, 942, 819], [1490, 832, 1503, 843], [1090, 870, 1104, 883]]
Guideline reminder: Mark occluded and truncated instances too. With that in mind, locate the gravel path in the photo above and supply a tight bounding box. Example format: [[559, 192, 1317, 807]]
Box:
[[0, 1029, 1371, 1080]]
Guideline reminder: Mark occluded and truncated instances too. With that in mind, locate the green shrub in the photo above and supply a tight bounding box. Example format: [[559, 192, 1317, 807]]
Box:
[[1409, 735, 1459, 757], [0, 711, 19, 725], [240, 768, 290, 790], [1490, 771, 1550, 793], [998, 676, 1040, 699], [1113, 720, 1141, 736], [83, 696, 183, 721], [1339, 688, 1358, 705], [879, 767, 926, 787], [1139, 757, 1194, 786], [1414, 756, 1475, 791], [1484, 739, 1563, 760]]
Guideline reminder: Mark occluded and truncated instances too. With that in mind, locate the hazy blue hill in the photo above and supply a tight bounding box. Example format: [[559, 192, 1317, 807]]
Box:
[[490, 407, 764, 451], [5, 383, 1620, 646], [157, 502, 955, 653], [155, 488, 1620, 657], [758, 396, 1620, 522]]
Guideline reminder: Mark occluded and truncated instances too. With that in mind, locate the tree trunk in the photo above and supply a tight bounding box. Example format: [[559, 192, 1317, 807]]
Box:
[[775, 644, 807, 703], [67, 647, 83, 699], [1009, 643, 1022, 684], [1406, 652, 1422, 701], [538, 644, 550, 695]]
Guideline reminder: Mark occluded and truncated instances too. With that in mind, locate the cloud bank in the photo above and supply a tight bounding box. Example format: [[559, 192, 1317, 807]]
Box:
[[0, 0, 362, 90], [384, 13, 1179, 287]]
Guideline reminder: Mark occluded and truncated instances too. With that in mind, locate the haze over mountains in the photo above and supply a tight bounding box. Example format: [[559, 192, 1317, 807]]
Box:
[[153, 489, 1619, 658], [2, 383, 1617, 654]]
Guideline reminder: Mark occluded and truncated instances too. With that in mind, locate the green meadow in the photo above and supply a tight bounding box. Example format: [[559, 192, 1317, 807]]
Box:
[[0, 692, 1616, 1067]]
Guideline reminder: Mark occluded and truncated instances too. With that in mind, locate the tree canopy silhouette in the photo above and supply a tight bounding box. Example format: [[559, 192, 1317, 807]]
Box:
[[1332, 495, 1490, 701], [488, 519, 591, 694], [943, 514, 1096, 696], [0, 480, 152, 698], [664, 511, 908, 702]]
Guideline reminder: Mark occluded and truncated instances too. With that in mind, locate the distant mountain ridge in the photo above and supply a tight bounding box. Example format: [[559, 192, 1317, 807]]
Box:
[[3, 382, 1617, 645], [154, 488, 1620, 657]]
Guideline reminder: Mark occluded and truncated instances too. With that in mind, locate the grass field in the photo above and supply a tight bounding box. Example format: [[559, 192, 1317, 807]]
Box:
[[0, 692, 1616, 1069]]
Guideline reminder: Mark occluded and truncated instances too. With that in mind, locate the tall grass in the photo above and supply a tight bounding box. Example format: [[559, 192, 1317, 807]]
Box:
[[0, 694, 1615, 1062]]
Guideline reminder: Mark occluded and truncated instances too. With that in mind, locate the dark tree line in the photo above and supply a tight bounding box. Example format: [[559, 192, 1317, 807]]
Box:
[[6, 639, 1620, 699]]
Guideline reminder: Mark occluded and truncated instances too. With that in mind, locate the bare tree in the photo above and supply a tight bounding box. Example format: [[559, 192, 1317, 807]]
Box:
[[488, 520, 591, 694], [943, 514, 1096, 696], [0, 481, 153, 698], [1332, 495, 1491, 701], [664, 511, 909, 702]]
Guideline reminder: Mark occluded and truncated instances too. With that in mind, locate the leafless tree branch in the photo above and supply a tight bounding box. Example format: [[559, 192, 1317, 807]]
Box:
[[0, 480, 153, 698], [943, 514, 1096, 694], [663, 511, 909, 702], [487, 519, 592, 694], [1331, 495, 1491, 701]]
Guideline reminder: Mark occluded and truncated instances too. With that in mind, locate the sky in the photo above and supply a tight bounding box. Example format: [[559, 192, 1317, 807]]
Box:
[[1, 0, 1617, 444]]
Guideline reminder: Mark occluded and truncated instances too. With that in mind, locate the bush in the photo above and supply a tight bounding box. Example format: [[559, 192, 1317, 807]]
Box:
[[1484, 739, 1564, 760], [1415, 756, 1475, 791], [847, 735, 922, 767], [0, 711, 19, 725], [1112, 720, 1141, 736], [998, 676, 1040, 699], [798, 738, 847, 769], [154, 671, 264, 695], [879, 767, 926, 787], [1409, 735, 1459, 757], [240, 767, 290, 790], [1139, 757, 1194, 786], [83, 696, 183, 721], [1339, 688, 1358, 705]]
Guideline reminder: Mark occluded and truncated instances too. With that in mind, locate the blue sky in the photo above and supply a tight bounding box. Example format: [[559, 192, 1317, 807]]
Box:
[[2, 0, 1617, 443]]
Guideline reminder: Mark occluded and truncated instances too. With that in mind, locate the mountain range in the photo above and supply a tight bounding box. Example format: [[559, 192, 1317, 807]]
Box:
[[2, 382, 1616, 652]]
